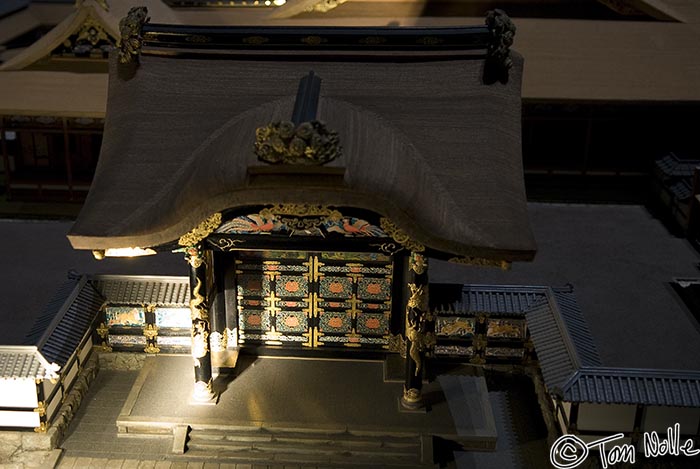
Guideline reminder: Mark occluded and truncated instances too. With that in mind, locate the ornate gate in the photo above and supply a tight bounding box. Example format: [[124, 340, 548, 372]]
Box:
[[235, 250, 393, 349]]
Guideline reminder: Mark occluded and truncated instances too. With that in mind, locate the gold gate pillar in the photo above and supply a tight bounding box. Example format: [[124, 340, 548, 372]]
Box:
[[187, 246, 216, 403], [401, 252, 435, 410]]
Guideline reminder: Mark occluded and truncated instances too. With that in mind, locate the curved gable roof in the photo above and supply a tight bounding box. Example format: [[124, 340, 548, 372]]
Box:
[[68, 24, 535, 262]]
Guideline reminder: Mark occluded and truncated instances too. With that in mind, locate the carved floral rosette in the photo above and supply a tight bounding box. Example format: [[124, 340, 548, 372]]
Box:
[[118, 6, 150, 64], [255, 120, 341, 165]]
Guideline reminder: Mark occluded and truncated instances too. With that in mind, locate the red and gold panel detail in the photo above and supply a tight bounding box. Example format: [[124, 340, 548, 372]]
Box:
[[235, 250, 393, 349], [236, 253, 312, 346], [318, 311, 352, 333], [315, 254, 393, 348], [357, 278, 391, 301]]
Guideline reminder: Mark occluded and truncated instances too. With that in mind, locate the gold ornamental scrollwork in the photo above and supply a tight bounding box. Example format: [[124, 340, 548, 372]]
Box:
[[178, 213, 222, 247], [380, 218, 425, 253], [448, 256, 511, 271], [208, 238, 245, 251], [189, 278, 207, 321]]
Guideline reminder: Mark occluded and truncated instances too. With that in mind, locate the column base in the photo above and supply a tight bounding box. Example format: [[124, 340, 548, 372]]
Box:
[[400, 386, 425, 412], [190, 379, 217, 406]]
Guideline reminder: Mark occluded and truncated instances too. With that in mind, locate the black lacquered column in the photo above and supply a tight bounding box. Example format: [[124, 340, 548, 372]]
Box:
[[401, 252, 435, 410], [187, 246, 216, 403]]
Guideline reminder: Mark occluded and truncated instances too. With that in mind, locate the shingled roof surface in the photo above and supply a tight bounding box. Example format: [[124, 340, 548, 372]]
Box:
[[0, 346, 59, 380], [24, 276, 104, 367], [563, 368, 700, 407], [454, 284, 548, 315], [68, 24, 535, 262], [91, 274, 190, 306]]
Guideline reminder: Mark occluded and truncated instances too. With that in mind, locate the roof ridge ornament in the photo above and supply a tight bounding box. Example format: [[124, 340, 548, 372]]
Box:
[[118, 6, 149, 65], [255, 71, 342, 165], [484, 9, 516, 85]]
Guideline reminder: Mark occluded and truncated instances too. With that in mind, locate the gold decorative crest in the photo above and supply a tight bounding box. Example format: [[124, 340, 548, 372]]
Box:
[[178, 213, 222, 247], [255, 121, 341, 165]]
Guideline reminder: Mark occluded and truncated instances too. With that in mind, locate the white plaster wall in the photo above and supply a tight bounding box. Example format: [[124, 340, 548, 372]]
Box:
[[643, 406, 700, 435], [577, 403, 636, 432]]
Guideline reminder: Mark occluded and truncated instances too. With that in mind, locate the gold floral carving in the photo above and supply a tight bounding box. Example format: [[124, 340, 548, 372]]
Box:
[[191, 325, 209, 359], [143, 324, 158, 340], [144, 343, 160, 354], [379, 218, 425, 253], [118, 6, 149, 64], [255, 121, 341, 165], [409, 252, 427, 275], [268, 204, 334, 217], [448, 256, 511, 271], [178, 213, 222, 247], [387, 333, 406, 357]]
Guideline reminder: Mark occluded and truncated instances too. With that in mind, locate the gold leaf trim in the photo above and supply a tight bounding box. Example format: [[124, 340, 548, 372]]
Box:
[[179, 213, 222, 247], [379, 218, 424, 253], [448, 256, 511, 270]]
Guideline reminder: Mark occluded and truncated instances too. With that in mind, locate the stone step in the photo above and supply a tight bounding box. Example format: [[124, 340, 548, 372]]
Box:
[[187, 439, 420, 457], [184, 427, 430, 467], [188, 428, 420, 448], [182, 447, 430, 467]]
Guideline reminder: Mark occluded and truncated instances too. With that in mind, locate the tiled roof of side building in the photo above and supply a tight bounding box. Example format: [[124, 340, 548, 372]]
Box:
[[0, 346, 60, 380], [563, 368, 700, 407], [24, 275, 104, 367], [525, 289, 602, 395], [655, 152, 700, 178], [90, 274, 190, 306], [447, 284, 549, 316]]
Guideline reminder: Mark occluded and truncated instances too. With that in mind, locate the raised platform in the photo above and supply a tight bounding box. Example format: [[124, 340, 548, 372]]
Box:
[[116, 354, 497, 466]]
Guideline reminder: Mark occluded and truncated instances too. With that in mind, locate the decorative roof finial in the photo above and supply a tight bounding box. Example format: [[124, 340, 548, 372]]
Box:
[[484, 9, 516, 84], [118, 6, 149, 64], [254, 72, 342, 165]]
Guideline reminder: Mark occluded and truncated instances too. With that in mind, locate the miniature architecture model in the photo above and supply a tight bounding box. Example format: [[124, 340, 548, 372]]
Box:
[[67, 7, 536, 407]]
